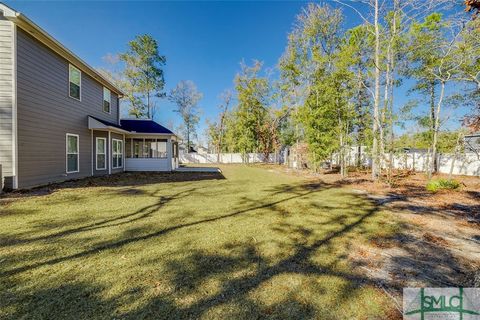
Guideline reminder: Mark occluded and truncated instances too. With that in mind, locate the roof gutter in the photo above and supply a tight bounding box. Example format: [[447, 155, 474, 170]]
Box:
[[1, 4, 125, 97]]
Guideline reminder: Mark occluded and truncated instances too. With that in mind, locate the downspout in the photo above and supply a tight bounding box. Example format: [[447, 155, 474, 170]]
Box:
[[12, 23, 18, 189], [90, 130, 93, 176], [108, 131, 111, 175], [122, 133, 125, 172]]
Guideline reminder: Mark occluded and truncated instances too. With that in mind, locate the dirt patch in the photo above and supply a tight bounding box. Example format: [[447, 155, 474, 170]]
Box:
[[257, 164, 480, 304], [422, 232, 449, 246], [0, 171, 225, 203], [260, 164, 480, 221]]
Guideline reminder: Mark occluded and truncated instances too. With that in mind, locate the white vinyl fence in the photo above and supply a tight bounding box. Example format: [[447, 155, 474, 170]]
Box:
[[331, 148, 480, 177], [389, 152, 480, 176], [181, 149, 480, 176], [180, 152, 278, 164]]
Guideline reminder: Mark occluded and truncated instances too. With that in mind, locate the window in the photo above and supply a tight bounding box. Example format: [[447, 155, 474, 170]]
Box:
[[66, 134, 79, 173], [103, 87, 111, 113], [96, 137, 106, 170], [69, 64, 81, 100], [112, 139, 123, 169]]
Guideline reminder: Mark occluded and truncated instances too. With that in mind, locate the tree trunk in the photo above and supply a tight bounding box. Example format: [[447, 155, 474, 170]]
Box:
[[187, 125, 190, 153], [147, 92, 151, 119], [430, 81, 445, 180], [449, 131, 463, 180], [386, 4, 398, 184], [429, 81, 438, 173], [372, 0, 381, 180], [217, 130, 222, 163], [382, 49, 390, 181]]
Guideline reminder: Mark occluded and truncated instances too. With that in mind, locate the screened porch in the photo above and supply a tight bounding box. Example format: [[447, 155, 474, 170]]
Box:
[[125, 136, 179, 171]]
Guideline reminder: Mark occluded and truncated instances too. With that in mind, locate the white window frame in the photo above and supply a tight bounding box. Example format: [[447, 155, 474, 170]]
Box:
[[112, 139, 123, 169], [103, 87, 111, 114], [69, 64, 81, 101], [66, 133, 79, 174], [96, 137, 107, 170]]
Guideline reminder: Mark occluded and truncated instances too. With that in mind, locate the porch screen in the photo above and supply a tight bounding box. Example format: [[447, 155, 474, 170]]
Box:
[[132, 139, 144, 158], [127, 138, 167, 158]]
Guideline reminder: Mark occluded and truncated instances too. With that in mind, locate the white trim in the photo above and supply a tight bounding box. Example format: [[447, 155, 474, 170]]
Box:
[[66, 133, 79, 174], [122, 134, 126, 172], [12, 23, 18, 189], [167, 138, 172, 171], [108, 131, 111, 174], [95, 137, 107, 170], [103, 87, 111, 114], [90, 130, 93, 176], [129, 137, 133, 159], [125, 134, 176, 139], [112, 138, 123, 169], [68, 64, 81, 101]]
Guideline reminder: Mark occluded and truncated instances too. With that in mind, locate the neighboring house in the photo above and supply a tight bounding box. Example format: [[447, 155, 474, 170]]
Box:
[[195, 146, 209, 155], [0, 3, 178, 190], [464, 133, 480, 153]]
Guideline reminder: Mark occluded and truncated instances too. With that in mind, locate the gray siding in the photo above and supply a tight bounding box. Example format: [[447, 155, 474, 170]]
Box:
[[16, 28, 120, 188], [0, 15, 14, 189]]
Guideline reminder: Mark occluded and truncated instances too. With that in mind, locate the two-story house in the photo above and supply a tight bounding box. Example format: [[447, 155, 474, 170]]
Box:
[[0, 3, 178, 190]]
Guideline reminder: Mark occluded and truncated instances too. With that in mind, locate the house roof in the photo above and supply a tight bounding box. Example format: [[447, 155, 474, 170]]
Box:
[[465, 132, 480, 138], [89, 116, 126, 131], [402, 147, 429, 153], [0, 3, 124, 96], [88, 116, 174, 135], [120, 119, 174, 134]]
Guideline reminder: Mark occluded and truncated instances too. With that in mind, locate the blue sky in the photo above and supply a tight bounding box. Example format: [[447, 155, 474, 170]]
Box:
[[6, 1, 469, 143]]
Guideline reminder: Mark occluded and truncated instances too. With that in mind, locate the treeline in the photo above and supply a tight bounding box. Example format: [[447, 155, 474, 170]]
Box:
[[207, 61, 293, 162], [207, 1, 480, 181]]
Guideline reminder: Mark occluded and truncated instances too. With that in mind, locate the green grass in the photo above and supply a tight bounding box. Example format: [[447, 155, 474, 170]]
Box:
[[0, 165, 401, 319], [426, 178, 461, 193]]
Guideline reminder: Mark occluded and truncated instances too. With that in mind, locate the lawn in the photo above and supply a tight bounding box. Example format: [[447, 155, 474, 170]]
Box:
[[0, 165, 403, 319]]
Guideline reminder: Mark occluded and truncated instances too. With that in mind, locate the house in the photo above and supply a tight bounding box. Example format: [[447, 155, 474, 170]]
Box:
[[464, 133, 480, 153], [0, 3, 178, 190]]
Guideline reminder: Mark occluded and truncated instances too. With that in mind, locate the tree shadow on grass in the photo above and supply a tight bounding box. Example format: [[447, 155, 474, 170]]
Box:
[[2, 178, 476, 318], [1, 280, 122, 320], [4, 189, 380, 319], [1, 183, 331, 278], [0, 187, 198, 247], [122, 195, 392, 319]]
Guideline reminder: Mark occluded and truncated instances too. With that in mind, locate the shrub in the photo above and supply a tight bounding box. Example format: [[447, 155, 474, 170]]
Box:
[[426, 178, 461, 193]]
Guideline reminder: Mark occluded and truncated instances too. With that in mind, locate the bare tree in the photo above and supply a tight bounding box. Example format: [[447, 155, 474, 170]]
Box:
[[169, 81, 203, 152], [216, 90, 232, 163]]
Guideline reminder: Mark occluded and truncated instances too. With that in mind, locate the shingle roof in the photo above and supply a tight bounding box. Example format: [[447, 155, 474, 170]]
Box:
[[89, 116, 174, 135], [120, 119, 174, 134]]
